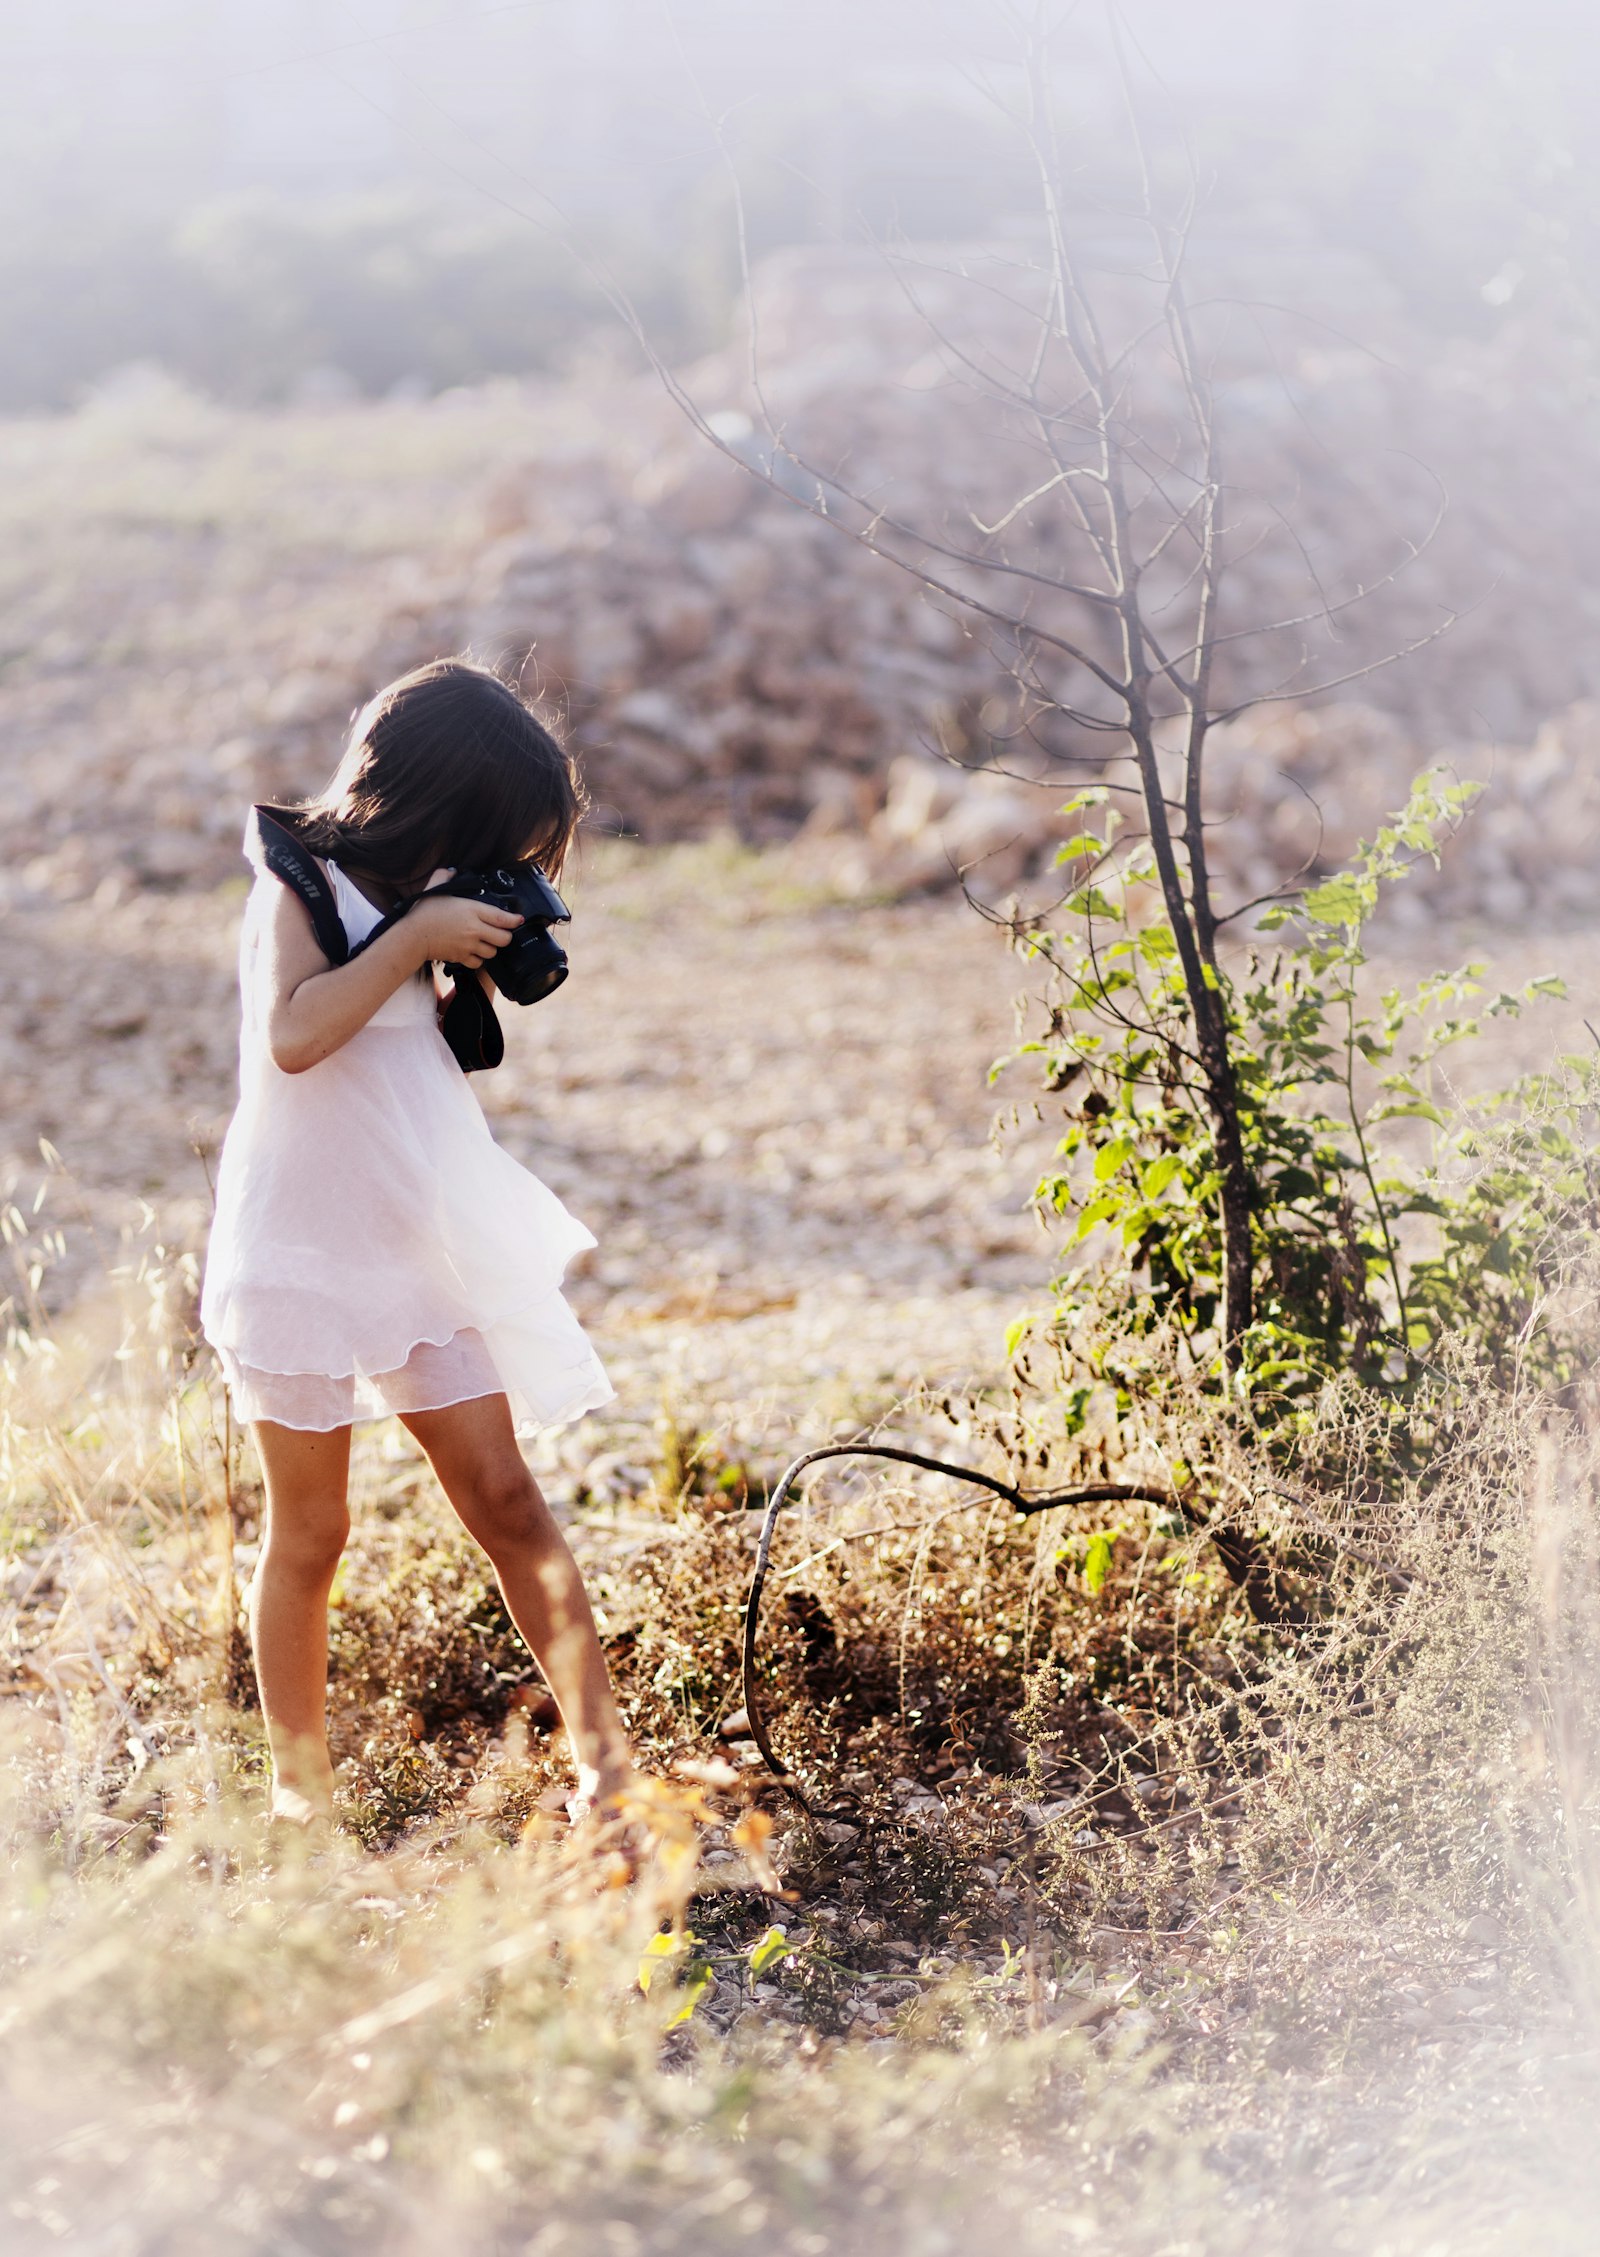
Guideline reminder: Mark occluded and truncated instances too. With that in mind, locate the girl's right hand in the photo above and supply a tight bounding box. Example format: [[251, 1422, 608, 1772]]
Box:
[[406, 895, 523, 969]]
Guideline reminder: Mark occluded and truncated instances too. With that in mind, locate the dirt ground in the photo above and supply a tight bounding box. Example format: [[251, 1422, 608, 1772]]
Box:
[[2, 383, 1596, 1496], [0, 830, 1064, 1487]]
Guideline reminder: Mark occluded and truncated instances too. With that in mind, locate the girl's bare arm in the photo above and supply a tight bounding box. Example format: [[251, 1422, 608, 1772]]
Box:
[[264, 886, 522, 1073]]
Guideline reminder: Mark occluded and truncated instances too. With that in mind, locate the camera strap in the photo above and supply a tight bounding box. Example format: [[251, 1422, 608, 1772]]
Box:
[[246, 805, 504, 1073]]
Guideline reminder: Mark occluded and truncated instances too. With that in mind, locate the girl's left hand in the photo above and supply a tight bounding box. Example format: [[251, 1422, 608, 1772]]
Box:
[[406, 892, 523, 972]]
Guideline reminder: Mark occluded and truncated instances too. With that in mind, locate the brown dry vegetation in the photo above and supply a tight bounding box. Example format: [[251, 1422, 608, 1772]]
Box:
[[9, 1209, 1600, 2256], [6, 393, 1600, 2253]]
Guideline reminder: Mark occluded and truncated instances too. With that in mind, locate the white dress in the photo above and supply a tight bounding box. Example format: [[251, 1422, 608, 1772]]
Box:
[[200, 857, 614, 1433]]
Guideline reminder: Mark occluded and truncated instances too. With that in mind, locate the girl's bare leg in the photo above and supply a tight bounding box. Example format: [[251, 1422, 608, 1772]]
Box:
[[248, 1420, 352, 1821], [400, 1394, 634, 1809]]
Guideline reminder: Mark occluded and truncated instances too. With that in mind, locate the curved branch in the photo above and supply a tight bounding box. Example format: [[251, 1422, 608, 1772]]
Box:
[[1210, 605, 1463, 723], [740, 1432, 1317, 1808], [739, 1442, 1192, 1808]]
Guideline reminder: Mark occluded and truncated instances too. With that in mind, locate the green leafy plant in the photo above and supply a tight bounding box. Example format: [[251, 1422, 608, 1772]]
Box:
[[1018, 771, 1599, 1431], [747, 1925, 793, 1981], [639, 1928, 715, 2028]]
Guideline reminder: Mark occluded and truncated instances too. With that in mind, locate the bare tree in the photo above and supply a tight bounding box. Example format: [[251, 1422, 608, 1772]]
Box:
[[633, 4, 1450, 1378], [600, 5, 1473, 1638]]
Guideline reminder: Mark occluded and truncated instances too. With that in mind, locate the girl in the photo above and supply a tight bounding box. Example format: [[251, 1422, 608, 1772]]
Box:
[[201, 658, 634, 1828]]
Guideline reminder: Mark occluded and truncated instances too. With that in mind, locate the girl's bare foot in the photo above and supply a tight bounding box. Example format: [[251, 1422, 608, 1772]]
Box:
[[267, 1743, 336, 1829], [568, 1760, 640, 1827], [525, 1770, 649, 1879], [269, 1780, 334, 1827]]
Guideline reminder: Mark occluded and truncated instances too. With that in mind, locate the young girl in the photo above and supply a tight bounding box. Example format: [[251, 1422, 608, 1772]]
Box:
[[201, 658, 635, 1828]]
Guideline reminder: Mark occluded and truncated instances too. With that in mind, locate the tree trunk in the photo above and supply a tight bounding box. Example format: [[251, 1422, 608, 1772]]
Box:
[[1195, 990, 1256, 1363], [1125, 692, 1255, 1363]]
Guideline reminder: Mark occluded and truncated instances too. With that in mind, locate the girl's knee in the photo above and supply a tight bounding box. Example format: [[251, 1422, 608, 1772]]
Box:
[[467, 1461, 547, 1559], [263, 1505, 350, 1582]]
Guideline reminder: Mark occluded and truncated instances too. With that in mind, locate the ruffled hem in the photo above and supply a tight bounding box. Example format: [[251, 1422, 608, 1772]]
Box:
[[201, 1281, 572, 1390], [216, 1320, 614, 1434], [219, 1330, 499, 1430]]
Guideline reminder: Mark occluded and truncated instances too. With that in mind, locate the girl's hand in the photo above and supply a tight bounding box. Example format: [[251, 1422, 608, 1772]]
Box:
[[265, 888, 518, 1074], [406, 895, 523, 970]]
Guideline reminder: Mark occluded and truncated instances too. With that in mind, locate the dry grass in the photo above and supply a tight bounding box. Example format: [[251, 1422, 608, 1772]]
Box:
[[7, 1190, 1600, 2254]]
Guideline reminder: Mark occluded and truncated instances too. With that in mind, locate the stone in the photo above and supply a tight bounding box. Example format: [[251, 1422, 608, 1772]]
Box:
[[644, 451, 753, 536], [641, 588, 718, 664], [565, 606, 642, 697], [604, 733, 697, 792], [611, 688, 687, 740]]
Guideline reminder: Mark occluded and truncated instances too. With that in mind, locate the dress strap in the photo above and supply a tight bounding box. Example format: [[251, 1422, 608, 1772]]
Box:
[[325, 860, 387, 945]]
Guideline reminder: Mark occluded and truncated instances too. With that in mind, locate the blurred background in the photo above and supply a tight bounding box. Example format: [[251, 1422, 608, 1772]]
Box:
[[0, 0, 1593, 407]]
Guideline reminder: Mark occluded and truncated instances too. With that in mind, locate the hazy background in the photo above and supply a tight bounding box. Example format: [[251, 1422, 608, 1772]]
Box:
[[1, 0, 1595, 406]]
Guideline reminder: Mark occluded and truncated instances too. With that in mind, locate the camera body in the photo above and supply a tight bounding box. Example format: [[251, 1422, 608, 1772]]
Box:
[[432, 861, 571, 1005]]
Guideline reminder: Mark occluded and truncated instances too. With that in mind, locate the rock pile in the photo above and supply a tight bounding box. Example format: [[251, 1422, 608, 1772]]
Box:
[[829, 699, 1600, 925], [6, 240, 1596, 940], [1194, 699, 1600, 927], [461, 418, 999, 846], [438, 243, 1600, 922]]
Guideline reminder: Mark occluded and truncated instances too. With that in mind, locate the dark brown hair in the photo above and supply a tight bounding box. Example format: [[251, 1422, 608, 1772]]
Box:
[[296, 659, 581, 887]]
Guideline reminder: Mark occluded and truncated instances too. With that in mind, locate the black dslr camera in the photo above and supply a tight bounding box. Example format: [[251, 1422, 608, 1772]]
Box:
[[430, 861, 571, 1005]]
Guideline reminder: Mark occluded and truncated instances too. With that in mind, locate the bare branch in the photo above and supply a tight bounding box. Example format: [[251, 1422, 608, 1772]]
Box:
[[1211, 606, 1463, 725]]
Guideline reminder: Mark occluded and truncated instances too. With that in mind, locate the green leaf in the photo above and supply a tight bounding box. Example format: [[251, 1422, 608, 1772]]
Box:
[[1372, 1100, 1447, 1126], [1068, 887, 1122, 921], [1094, 1137, 1137, 1182], [1003, 1315, 1032, 1359], [1074, 1193, 1121, 1241], [748, 1926, 792, 1979], [1302, 874, 1369, 928], [638, 1929, 687, 1994], [1142, 1153, 1183, 1197], [1083, 1532, 1115, 1594], [665, 1964, 713, 2028], [1249, 1357, 1313, 1387], [640, 1930, 714, 2026], [1062, 1384, 1095, 1438]]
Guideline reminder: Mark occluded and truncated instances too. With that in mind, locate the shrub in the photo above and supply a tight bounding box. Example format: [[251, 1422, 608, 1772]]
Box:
[[1018, 773, 1600, 1443]]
